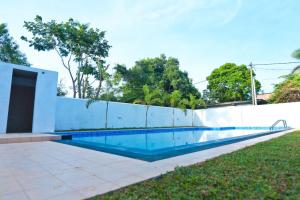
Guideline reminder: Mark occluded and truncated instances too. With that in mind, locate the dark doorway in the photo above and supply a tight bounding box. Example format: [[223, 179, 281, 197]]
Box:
[[6, 69, 37, 133]]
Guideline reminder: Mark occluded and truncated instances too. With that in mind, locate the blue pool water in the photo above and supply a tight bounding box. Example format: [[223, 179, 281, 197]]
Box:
[[56, 127, 288, 161]]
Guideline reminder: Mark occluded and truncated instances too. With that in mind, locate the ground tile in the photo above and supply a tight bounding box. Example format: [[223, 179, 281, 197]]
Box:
[[78, 182, 120, 199], [0, 191, 29, 200], [114, 175, 146, 188], [24, 183, 73, 200], [47, 191, 85, 200], [0, 176, 24, 196]]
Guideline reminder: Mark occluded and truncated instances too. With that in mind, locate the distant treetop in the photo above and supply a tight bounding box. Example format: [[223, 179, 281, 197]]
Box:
[[0, 23, 30, 66]]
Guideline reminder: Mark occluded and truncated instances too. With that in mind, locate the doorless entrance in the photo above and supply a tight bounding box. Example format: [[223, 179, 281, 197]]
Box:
[[6, 69, 37, 133]]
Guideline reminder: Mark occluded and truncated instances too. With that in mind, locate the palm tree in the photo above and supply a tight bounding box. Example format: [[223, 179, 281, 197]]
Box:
[[134, 85, 162, 127], [292, 49, 300, 59], [291, 66, 300, 75], [169, 90, 189, 127], [86, 79, 115, 128], [291, 49, 300, 75], [188, 94, 206, 126]]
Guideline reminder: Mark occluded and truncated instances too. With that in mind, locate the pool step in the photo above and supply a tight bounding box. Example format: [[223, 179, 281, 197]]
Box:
[[0, 133, 61, 144]]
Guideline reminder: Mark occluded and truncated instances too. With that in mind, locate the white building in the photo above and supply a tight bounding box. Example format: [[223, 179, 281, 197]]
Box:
[[0, 62, 57, 134]]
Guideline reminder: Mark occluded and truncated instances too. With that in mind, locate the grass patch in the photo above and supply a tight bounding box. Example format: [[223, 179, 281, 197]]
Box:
[[90, 131, 300, 200]]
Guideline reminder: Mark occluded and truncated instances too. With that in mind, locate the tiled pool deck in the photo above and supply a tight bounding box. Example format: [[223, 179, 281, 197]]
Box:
[[0, 129, 295, 200], [0, 133, 61, 144]]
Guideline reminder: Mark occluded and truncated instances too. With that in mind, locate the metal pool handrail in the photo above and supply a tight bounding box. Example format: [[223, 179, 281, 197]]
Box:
[[270, 119, 287, 130]]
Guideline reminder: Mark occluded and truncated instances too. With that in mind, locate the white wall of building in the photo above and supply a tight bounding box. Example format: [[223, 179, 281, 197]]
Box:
[[0, 64, 13, 133], [32, 68, 58, 133], [0, 62, 57, 134]]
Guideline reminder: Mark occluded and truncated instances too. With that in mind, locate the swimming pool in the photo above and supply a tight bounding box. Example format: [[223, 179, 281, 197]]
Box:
[[56, 127, 288, 161]]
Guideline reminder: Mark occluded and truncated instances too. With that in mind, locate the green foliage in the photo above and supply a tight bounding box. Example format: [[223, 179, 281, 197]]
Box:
[[57, 80, 68, 96], [0, 23, 30, 66], [115, 54, 201, 106], [206, 63, 261, 103], [167, 90, 190, 112], [22, 15, 111, 98], [292, 49, 300, 59], [133, 85, 163, 127], [133, 85, 163, 106], [92, 131, 300, 200], [291, 66, 300, 75], [169, 90, 182, 107], [270, 75, 300, 103], [188, 94, 206, 110]]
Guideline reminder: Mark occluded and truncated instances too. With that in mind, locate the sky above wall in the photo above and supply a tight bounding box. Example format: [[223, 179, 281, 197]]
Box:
[[1, 0, 300, 94]]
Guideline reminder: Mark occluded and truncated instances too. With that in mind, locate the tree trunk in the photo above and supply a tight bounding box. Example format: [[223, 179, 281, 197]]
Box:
[[95, 77, 103, 98], [55, 50, 77, 98], [77, 71, 82, 98], [172, 108, 175, 127], [82, 75, 89, 99], [192, 110, 194, 127], [66, 68, 76, 98], [66, 67, 76, 98], [105, 101, 109, 128], [71, 80, 76, 98], [145, 106, 149, 128], [145, 131, 148, 150]]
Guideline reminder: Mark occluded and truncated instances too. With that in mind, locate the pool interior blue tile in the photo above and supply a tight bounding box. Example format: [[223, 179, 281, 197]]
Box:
[[55, 127, 289, 162]]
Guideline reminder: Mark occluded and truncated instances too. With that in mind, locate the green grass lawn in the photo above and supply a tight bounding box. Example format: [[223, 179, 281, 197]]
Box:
[[91, 131, 300, 200]]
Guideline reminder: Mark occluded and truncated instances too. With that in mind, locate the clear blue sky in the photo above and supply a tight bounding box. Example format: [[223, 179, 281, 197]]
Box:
[[2, 0, 300, 93]]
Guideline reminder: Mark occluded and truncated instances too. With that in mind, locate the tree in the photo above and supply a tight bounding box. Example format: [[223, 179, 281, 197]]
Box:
[[133, 85, 163, 127], [114, 54, 201, 105], [270, 75, 300, 103], [0, 23, 29, 65], [22, 15, 111, 98], [291, 66, 300, 75], [206, 63, 261, 103], [291, 49, 300, 75], [188, 94, 206, 126], [168, 90, 189, 127], [292, 49, 300, 59], [57, 79, 68, 96], [269, 49, 300, 103]]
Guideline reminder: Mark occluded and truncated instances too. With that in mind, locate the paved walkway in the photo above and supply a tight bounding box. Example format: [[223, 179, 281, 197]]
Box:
[[0, 129, 294, 200], [0, 133, 61, 144]]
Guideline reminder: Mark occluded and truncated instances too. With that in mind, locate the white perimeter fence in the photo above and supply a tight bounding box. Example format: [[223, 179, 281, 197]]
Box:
[[55, 97, 300, 131]]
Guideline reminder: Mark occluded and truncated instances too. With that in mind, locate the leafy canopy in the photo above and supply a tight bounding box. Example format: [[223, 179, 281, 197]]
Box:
[[292, 49, 300, 59], [0, 23, 30, 66], [270, 49, 300, 103], [133, 85, 163, 106], [22, 15, 110, 60], [22, 15, 111, 98], [206, 63, 261, 103], [270, 75, 300, 103], [115, 54, 201, 106], [188, 94, 206, 110]]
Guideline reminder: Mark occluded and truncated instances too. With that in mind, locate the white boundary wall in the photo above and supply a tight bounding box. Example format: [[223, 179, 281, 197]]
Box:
[[55, 97, 197, 130], [195, 102, 300, 128], [56, 98, 300, 130]]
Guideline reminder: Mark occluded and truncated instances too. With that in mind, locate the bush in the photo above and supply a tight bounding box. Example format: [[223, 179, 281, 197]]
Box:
[[270, 75, 300, 103]]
